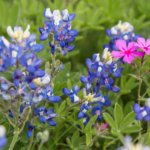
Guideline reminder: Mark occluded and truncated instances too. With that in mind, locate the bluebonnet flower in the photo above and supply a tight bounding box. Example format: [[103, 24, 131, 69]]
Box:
[[39, 8, 78, 55], [27, 122, 36, 138], [117, 136, 150, 150], [0, 125, 7, 149], [63, 49, 122, 125], [0, 23, 64, 140], [34, 107, 58, 126], [133, 98, 150, 122], [104, 21, 141, 64]]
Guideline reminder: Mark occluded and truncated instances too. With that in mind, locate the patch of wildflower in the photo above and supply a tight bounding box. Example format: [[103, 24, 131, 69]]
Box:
[[0, 24, 64, 140], [63, 49, 123, 125], [39, 8, 78, 56], [117, 136, 150, 150]]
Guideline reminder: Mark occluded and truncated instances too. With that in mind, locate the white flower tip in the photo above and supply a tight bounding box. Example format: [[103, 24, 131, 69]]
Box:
[[0, 125, 6, 137], [23, 24, 30, 39], [1, 36, 10, 48], [7, 26, 14, 37]]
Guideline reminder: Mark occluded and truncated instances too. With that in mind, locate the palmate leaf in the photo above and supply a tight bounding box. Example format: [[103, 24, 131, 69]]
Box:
[[103, 113, 116, 128], [114, 103, 123, 129], [120, 111, 136, 130]]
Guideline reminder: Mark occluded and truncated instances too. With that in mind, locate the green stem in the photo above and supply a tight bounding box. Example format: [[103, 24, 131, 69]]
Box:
[[27, 105, 35, 150], [147, 123, 150, 146], [38, 141, 44, 150], [9, 131, 19, 150], [140, 87, 150, 100], [28, 130, 34, 150], [9, 97, 20, 150], [138, 79, 142, 104], [86, 135, 98, 150]]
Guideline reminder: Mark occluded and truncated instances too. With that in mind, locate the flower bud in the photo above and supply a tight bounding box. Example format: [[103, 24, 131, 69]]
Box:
[[36, 132, 43, 139], [0, 125, 6, 137], [21, 106, 31, 122], [41, 130, 49, 142]]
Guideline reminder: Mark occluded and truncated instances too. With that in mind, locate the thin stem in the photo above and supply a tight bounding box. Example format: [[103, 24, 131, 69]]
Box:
[[142, 69, 150, 78], [140, 87, 150, 100], [138, 79, 142, 104], [147, 123, 150, 146], [131, 62, 140, 76], [27, 105, 35, 150], [38, 141, 44, 150], [6, 115, 15, 127], [9, 131, 19, 150], [86, 135, 98, 150], [66, 100, 85, 111], [140, 53, 145, 69], [9, 97, 20, 150]]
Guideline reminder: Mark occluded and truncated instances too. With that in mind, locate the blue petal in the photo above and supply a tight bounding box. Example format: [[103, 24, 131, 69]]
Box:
[[66, 45, 75, 52], [65, 37, 75, 43], [26, 66, 36, 74], [68, 29, 78, 37], [59, 40, 65, 48], [78, 112, 84, 119], [106, 29, 112, 36], [104, 100, 111, 107], [30, 44, 44, 53], [28, 82, 37, 90], [62, 88, 70, 96], [135, 113, 143, 120], [133, 103, 141, 113], [27, 130, 32, 138], [48, 96, 61, 103], [68, 13, 75, 21], [34, 69, 45, 77], [47, 119, 56, 126], [0, 137, 7, 148], [80, 76, 88, 83], [86, 58, 92, 68], [112, 87, 120, 93], [113, 71, 121, 78], [13, 79, 19, 87], [39, 115, 46, 124], [40, 32, 48, 41]]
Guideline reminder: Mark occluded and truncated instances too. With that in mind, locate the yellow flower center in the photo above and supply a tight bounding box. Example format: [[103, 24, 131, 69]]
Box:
[[84, 93, 94, 102]]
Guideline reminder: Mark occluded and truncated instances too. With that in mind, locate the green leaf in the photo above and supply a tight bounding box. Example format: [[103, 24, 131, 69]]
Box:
[[114, 103, 123, 129], [120, 112, 136, 130], [54, 62, 71, 83], [67, 79, 72, 90], [66, 137, 72, 146], [0, 2, 5, 27], [103, 113, 116, 128], [128, 74, 140, 80], [86, 128, 92, 146], [121, 75, 126, 88], [3, 122, 10, 136], [7, 4, 20, 26], [111, 127, 118, 136], [121, 125, 141, 133], [84, 115, 98, 131], [72, 130, 80, 147], [58, 101, 66, 114], [124, 101, 134, 117]]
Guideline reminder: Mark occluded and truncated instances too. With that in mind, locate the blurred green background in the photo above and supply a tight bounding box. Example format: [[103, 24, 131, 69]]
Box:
[[1, 0, 150, 149]]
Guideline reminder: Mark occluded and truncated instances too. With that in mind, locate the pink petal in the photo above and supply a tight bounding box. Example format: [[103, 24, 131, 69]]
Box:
[[131, 51, 145, 57], [116, 39, 127, 52], [111, 51, 124, 58], [146, 39, 150, 47], [123, 54, 135, 64], [128, 42, 139, 51], [137, 37, 145, 47]]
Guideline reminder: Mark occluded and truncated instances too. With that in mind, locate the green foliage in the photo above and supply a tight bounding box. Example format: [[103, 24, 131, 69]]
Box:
[[1, 0, 150, 149], [103, 103, 141, 142]]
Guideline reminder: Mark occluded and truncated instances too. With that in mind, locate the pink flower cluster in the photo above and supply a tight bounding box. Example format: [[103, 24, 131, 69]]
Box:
[[111, 37, 150, 64]]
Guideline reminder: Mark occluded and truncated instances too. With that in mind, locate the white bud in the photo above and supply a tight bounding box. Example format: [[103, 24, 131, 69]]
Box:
[[0, 125, 6, 137]]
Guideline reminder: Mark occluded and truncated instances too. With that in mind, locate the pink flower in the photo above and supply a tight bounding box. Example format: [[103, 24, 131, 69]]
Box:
[[102, 122, 109, 130], [111, 39, 144, 64], [135, 37, 150, 55]]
